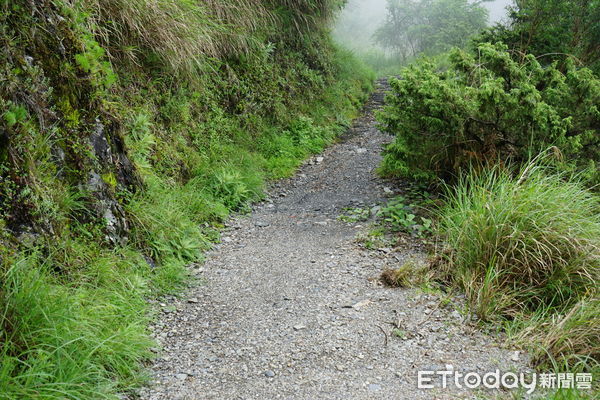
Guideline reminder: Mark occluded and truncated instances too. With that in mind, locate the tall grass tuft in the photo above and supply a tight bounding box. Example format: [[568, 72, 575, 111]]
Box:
[[79, 0, 219, 73], [0, 251, 154, 399], [275, 0, 342, 32], [78, 0, 340, 77], [79, 0, 273, 76], [436, 162, 599, 367], [514, 297, 600, 368]]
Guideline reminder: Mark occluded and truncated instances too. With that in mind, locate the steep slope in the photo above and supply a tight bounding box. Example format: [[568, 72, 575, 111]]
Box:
[[0, 1, 373, 398]]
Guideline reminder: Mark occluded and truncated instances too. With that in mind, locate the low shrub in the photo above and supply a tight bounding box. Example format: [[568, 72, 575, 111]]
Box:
[[377, 43, 600, 185]]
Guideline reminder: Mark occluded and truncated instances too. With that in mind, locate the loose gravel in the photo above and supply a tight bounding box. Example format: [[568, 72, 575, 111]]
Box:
[[139, 80, 529, 400]]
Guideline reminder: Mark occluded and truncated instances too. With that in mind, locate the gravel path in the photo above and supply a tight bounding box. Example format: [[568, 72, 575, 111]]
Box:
[[140, 80, 527, 400]]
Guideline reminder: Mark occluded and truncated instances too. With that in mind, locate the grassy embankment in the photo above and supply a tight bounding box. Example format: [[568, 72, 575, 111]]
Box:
[[0, 1, 374, 398]]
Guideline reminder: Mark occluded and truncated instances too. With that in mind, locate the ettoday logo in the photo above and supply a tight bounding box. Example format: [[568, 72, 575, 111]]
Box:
[[417, 366, 593, 394]]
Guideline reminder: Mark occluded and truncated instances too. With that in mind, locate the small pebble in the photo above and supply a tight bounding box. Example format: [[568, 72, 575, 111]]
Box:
[[368, 384, 381, 391], [264, 370, 275, 378], [293, 325, 307, 331]]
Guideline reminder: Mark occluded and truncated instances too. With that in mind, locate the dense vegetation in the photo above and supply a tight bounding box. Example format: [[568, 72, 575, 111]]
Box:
[[1, 0, 598, 397], [379, 42, 600, 184], [376, 0, 599, 389], [437, 163, 599, 368], [0, 0, 373, 398], [479, 0, 600, 75]]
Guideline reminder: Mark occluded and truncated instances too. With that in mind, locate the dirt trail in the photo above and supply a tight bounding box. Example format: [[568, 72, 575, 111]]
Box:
[[141, 80, 525, 400]]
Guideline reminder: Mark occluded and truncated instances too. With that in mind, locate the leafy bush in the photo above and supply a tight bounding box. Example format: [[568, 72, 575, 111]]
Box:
[[435, 163, 599, 367], [378, 42, 600, 184], [378, 197, 433, 237]]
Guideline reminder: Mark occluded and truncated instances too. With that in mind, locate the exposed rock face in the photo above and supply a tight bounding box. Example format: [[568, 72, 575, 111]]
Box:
[[84, 171, 129, 246], [1, 2, 141, 246], [89, 121, 113, 166], [86, 120, 139, 245]]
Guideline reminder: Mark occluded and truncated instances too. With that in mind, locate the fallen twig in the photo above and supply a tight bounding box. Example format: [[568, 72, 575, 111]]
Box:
[[377, 325, 388, 347]]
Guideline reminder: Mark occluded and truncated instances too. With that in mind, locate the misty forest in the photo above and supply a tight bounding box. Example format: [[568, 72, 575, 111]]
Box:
[[0, 0, 598, 399]]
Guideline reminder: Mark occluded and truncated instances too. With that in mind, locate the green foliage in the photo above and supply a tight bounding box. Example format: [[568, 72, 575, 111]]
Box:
[[378, 196, 433, 237], [0, 249, 155, 399], [206, 163, 264, 211], [124, 112, 156, 177], [513, 297, 600, 371], [259, 116, 336, 178], [355, 227, 387, 250], [381, 260, 432, 288], [476, 0, 600, 75], [3, 104, 27, 127], [374, 0, 488, 60], [338, 207, 371, 223], [333, 0, 482, 76], [436, 163, 599, 367], [126, 181, 213, 265], [80, 0, 345, 81], [81, 0, 254, 78], [74, 34, 117, 89], [378, 42, 600, 184], [392, 328, 407, 339]]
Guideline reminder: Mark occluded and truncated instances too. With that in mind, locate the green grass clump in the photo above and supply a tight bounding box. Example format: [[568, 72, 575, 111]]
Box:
[[258, 117, 335, 178], [0, 250, 154, 399], [436, 162, 599, 368]]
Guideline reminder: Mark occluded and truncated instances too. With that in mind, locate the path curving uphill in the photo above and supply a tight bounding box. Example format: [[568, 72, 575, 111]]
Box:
[[141, 80, 525, 400]]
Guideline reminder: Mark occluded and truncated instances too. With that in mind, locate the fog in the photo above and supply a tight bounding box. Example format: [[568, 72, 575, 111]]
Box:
[[332, 0, 388, 52], [333, 0, 514, 53], [484, 0, 513, 23]]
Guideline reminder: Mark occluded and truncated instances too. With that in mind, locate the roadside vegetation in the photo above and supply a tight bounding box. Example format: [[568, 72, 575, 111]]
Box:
[[0, 0, 373, 398], [2, 0, 598, 397], [372, 0, 600, 396], [378, 42, 599, 185], [437, 163, 599, 368]]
